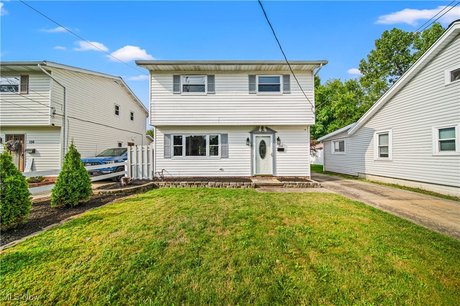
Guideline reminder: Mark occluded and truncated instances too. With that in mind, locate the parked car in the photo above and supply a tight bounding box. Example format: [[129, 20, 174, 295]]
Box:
[[81, 148, 128, 180]]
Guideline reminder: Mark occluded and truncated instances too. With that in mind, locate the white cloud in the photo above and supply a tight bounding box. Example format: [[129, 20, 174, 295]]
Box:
[[42, 26, 67, 33], [347, 68, 362, 76], [54, 46, 67, 51], [109, 45, 153, 62], [376, 6, 460, 26], [74, 41, 109, 52], [127, 74, 149, 81], [1, 3, 8, 16]]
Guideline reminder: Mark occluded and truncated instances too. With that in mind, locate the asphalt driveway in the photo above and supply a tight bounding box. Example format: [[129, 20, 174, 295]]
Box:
[[312, 173, 460, 239]]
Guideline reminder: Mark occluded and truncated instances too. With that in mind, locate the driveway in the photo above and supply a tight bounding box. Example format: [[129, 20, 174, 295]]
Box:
[[312, 173, 460, 239]]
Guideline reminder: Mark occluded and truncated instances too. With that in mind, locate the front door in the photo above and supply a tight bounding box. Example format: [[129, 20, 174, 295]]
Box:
[[5, 134, 25, 172], [254, 135, 273, 175]]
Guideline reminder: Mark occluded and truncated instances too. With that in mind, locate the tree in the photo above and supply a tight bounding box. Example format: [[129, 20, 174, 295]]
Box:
[[51, 142, 92, 207], [146, 129, 154, 138], [413, 22, 445, 58], [0, 150, 32, 229]]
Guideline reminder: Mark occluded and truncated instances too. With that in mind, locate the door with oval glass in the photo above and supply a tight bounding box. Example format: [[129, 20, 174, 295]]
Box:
[[254, 135, 273, 175]]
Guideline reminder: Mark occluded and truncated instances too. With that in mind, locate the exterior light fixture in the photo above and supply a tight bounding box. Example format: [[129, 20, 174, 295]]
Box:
[[246, 137, 250, 146], [277, 136, 281, 146]]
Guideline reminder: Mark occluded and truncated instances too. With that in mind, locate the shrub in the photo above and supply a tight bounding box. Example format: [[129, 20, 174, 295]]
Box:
[[0, 150, 32, 230], [51, 142, 92, 207]]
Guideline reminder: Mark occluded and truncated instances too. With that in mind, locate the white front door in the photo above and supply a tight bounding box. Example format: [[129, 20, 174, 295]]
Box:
[[254, 135, 273, 175]]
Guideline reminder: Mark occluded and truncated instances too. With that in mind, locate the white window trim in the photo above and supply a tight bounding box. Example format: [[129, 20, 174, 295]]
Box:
[[374, 129, 392, 161], [180, 75, 207, 95], [432, 124, 460, 156], [331, 139, 346, 155], [256, 75, 283, 95], [445, 64, 460, 85], [0, 76, 20, 94], [171, 134, 221, 159]]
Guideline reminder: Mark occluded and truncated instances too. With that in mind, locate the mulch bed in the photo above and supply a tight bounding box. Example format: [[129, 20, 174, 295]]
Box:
[[154, 176, 253, 183], [277, 177, 313, 182], [1, 194, 119, 247], [28, 177, 56, 188], [95, 180, 153, 190]]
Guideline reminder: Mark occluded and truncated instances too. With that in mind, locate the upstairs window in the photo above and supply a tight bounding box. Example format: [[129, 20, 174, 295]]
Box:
[[451, 68, 460, 83], [182, 75, 206, 93], [114, 104, 120, 116], [0, 77, 20, 93], [332, 140, 345, 154], [130, 111, 134, 121], [257, 76, 281, 92]]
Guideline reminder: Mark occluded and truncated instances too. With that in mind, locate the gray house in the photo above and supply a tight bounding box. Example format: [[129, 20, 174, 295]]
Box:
[[319, 20, 460, 196]]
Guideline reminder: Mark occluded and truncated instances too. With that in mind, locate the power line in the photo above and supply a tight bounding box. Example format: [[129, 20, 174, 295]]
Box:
[[415, 1, 457, 33], [418, 1, 460, 33], [1, 99, 55, 116], [19, 0, 145, 74], [257, 0, 316, 113]]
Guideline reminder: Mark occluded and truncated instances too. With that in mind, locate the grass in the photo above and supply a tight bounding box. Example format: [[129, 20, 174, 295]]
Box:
[[1, 188, 460, 305], [311, 164, 460, 202]]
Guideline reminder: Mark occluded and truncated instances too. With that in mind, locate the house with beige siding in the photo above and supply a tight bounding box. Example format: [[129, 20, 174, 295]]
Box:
[[137, 60, 326, 178], [0, 61, 148, 172], [319, 20, 460, 196]]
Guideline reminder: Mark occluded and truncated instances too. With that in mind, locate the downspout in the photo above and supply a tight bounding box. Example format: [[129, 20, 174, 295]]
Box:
[[38, 63, 67, 166]]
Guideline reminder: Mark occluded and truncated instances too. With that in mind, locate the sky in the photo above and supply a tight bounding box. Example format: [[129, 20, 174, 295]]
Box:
[[1, 0, 460, 117]]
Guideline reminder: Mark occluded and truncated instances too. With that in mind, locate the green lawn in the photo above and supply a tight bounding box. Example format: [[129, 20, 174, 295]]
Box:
[[1, 189, 460, 305]]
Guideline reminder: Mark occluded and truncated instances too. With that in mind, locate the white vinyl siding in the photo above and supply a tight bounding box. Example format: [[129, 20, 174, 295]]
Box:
[[323, 35, 460, 189], [155, 125, 310, 177], [0, 127, 61, 171], [0, 73, 52, 126], [150, 72, 314, 126]]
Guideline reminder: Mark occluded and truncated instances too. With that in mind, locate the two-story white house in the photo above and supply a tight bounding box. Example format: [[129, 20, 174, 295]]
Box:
[[0, 61, 148, 172], [318, 20, 460, 196], [137, 60, 327, 178]]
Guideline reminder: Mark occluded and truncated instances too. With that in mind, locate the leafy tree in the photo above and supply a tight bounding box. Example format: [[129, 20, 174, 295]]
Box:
[[146, 129, 154, 138], [0, 150, 31, 230], [413, 22, 445, 58], [51, 142, 92, 207]]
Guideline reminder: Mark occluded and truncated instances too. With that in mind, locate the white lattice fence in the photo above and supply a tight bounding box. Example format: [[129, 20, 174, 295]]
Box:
[[127, 144, 154, 180]]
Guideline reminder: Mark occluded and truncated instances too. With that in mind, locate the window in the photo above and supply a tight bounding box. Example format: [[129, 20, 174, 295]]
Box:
[[130, 111, 134, 121], [173, 135, 183, 156], [0, 77, 20, 93], [114, 104, 120, 116], [374, 130, 392, 159], [434, 125, 459, 154], [451, 68, 460, 82], [182, 75, 206, 93], [20, 75, 29, 94], [172, 134, 220, 157], [258, 76, 281, 92], [332, 140, 345, 154]]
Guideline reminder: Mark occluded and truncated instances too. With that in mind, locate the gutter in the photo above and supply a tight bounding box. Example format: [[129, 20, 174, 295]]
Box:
[[38, 63, 68, 166]]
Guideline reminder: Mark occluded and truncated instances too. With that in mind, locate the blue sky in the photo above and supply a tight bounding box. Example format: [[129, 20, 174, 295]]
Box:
[[2, 1, 459, 114]]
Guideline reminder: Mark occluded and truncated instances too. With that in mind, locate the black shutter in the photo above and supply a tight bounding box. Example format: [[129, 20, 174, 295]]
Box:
[[173, 75, 181, 94], [248, 75, 256, 94], [283, 75, 290, 94]]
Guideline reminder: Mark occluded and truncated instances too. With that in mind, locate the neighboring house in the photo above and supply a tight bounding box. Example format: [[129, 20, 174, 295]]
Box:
[[137, 60, 327, 177], [0, 61, 148, 172], [319, 20, 460, 196]]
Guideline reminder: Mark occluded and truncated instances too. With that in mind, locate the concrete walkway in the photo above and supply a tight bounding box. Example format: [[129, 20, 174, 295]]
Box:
[[312, 173, 460, 240]]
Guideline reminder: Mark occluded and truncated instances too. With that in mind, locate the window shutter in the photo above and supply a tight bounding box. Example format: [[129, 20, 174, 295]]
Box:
[[283, 75, 290, 94], [207, 75, 215, 94], [20, 75, 29, 94], [221, 134, 229, 158], [164, 134, 171, 158], [248, 75, 256, 94], [173, 75, 181, 94]]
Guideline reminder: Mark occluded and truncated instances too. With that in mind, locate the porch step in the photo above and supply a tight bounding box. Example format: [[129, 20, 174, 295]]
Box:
[[251, 177, 283, 188]]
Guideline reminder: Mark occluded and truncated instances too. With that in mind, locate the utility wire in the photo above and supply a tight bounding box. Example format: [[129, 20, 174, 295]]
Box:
[[418, 1, 460, 33], [415, 0, 457, 33], [257, 0, 316, 113], [19, 0, 145, 74]]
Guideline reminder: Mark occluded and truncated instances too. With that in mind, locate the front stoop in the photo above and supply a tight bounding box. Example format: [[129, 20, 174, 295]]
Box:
[[251, 177, 283, 188], [251, 177, 322, 188]]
